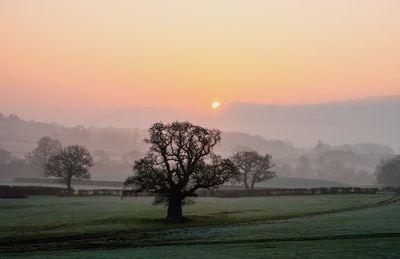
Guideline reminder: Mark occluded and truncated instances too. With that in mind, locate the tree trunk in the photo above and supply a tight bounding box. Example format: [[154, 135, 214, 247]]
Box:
[[66, 179, 73, 195], [244, 172, 250, 191], [250, 173, 256, 190], [166, 196, 184, 222]]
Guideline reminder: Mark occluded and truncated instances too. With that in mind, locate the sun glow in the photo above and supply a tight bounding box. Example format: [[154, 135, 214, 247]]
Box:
[[212, 101, 221, 109]]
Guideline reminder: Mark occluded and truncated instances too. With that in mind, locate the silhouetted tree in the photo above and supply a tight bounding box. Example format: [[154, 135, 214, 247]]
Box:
[[124, 122, 240, 222], [375, 155, 400, 187], [45, 145, 93, 194], [26, 137, 62, 174], [231, 151, 275, 190]]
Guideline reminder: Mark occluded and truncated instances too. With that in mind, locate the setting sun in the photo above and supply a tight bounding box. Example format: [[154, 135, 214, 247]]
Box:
[[212, 101, 221, 109]]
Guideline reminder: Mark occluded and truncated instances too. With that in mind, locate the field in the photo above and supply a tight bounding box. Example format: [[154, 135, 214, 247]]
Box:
[[255, 176, 351, 188], [1, 194, 400, 258]]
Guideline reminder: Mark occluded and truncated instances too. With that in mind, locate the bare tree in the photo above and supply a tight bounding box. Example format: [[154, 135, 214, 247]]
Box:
[[26, 137, 62, 174], [45, 145, 94, 194], [124, 121, 240, 222], [231, 151, 275, 190]]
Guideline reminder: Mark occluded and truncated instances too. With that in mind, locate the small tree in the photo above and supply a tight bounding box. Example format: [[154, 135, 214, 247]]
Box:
[[45, 145, 94, 194], [26, 137, 62, 174], [375, 155, 400, 187], [124, 121, 240, 222], [231, 151, 275, 190]]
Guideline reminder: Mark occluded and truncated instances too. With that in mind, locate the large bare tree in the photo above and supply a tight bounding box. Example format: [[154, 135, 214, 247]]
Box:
[[231, 151, 275, 190], [124, 121, 239, 222]]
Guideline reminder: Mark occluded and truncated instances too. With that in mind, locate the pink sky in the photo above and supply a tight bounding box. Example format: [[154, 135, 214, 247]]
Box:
[[1, 0, 399, 117]]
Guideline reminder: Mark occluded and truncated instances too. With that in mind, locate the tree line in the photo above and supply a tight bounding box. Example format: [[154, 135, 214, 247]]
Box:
[[2, 113, 395, 186], [1, 133, 275, 194]]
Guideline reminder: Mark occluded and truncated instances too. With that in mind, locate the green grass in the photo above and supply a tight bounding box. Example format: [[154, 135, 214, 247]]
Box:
[[15, 237, 400, 259], [0, 195, 386, 239], [1, 194, 399, 258], [255, 176, 352, 188]]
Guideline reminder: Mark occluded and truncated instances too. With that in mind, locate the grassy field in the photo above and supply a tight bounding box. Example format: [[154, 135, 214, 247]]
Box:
[[1, 194, 399, 258], [255, 176, 352, 188]]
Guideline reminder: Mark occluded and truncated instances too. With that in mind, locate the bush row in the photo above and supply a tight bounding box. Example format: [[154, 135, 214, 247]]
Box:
[[0, 185, 68, 198]]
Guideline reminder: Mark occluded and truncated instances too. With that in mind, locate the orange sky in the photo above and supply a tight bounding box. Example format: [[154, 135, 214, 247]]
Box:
[[1, 0, 400, 115]]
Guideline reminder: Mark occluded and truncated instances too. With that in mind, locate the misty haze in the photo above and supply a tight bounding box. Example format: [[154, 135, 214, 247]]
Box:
[[1, 1, 400, 258]]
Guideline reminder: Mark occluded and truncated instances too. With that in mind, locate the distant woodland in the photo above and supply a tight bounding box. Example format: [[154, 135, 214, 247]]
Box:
[[0, 113, 395, 185]]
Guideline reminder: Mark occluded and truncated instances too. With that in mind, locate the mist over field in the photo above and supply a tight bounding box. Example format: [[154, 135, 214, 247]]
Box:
[[1, 0, 400, 258], [1, 95, 399, 186], [4, 95, 400, 146]]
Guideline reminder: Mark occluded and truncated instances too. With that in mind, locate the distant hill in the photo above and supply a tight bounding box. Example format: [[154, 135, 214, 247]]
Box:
[[0, 114, 299, 158], [212, 95, 400, 147], [5, 95, 399, 148], [32, 95, 399, 148], [0, 114, 147, 157], [0, 103, 395, 185]]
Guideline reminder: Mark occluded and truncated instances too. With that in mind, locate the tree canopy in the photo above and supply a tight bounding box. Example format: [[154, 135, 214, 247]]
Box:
[[124, 121, 239, 222], [231, 151, 275, 190]]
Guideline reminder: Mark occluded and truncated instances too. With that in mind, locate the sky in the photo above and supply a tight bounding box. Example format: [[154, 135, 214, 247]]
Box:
[[1, 0, 400, 119]]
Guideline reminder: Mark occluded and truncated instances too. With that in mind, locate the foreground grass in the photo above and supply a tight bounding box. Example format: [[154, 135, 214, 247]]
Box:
[[18, 236, 400, 259], [0, 195, 388, 239], [1, 194, 399, 258]]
